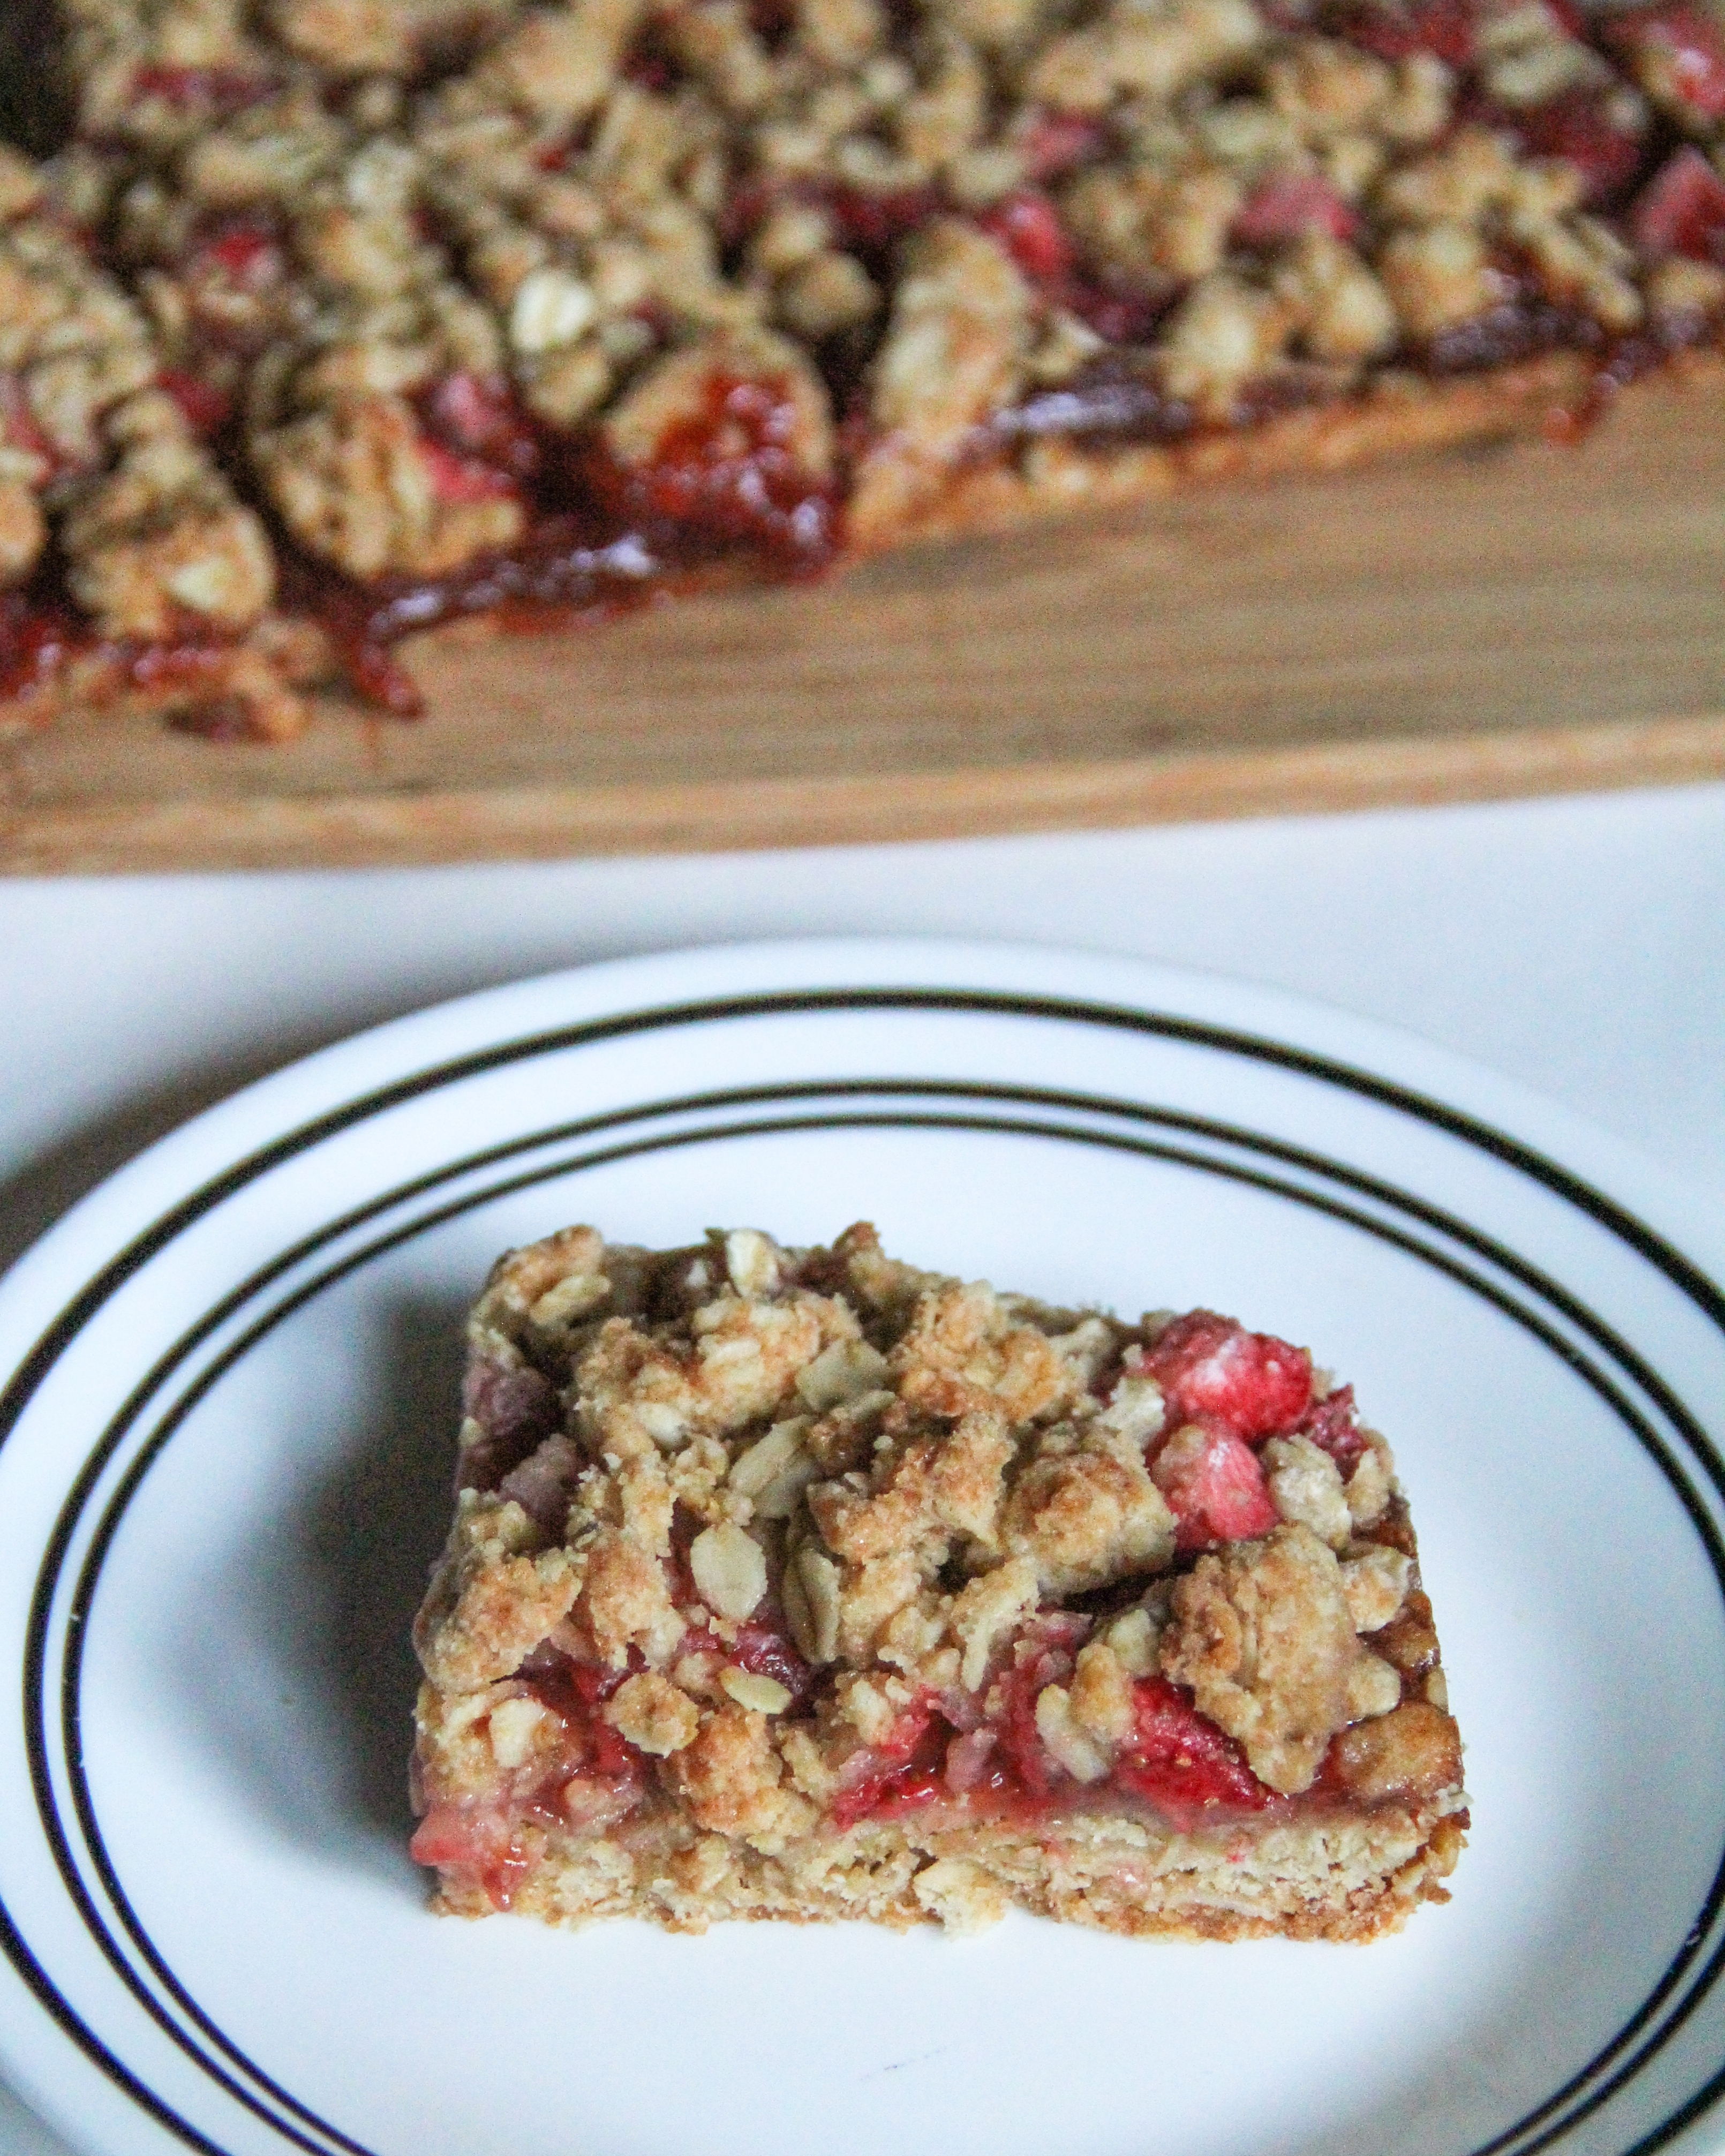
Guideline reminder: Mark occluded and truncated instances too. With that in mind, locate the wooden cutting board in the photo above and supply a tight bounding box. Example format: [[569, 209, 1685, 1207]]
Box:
[[3, 368, 1721, 874]]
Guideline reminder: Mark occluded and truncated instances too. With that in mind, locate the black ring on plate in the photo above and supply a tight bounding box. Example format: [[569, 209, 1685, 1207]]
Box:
[[1, 988, 1721, 2156], [50, 1095, 1725, 2156]]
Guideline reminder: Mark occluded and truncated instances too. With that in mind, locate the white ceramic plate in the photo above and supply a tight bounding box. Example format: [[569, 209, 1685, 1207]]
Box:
[[2, 939, 1723, 2156]]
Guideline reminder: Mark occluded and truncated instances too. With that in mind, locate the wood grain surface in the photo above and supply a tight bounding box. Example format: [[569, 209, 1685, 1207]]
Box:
[[3, 369, 1721, 874]]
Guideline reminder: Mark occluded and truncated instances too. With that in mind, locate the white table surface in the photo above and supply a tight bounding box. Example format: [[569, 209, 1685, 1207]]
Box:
[[2, 778, 1722, 2154]]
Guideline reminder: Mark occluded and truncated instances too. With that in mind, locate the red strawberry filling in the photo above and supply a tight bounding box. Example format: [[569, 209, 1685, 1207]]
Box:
[[157, 367, 234, 438], [729, 1615, 819, 1708], [175, 215, 289, 360], [1131, 1310, 1315, 1441], [1153, 1423, 1280, 1549], [830, 1697, 948, 1828], [0, 374, 65, 480], [418, 370, 543, 482], [1113, 1676, 1275, 1827], [411, 1657, 653, 1906], [279, 363, 839, 714], [194, 217, 282, 288], [579, 370, 839, 569], [408, 1798, 541, 1908], [980, 189, 1076, 282], [974, 189, 1173, 340], [1633, 146, 1725, 262], [822, 183, 947, 254], [417, 437, 523, 505], [407, 1287, 1427, 1905], [1234, 171, 1364, 246], [827, 1639, 1283, 1832], [1326, 0, 1477, 66], [1298, 1382, 1369, 1473], [1603, 1, 1725, 118], [1019, 108, 1112, 179], [129, 63, 276, 114], [0, 590, 78, 703], [1476, 87, 1649, 207]]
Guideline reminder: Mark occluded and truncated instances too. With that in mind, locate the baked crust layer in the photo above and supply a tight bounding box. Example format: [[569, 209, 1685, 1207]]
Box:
[[410, 1224, 1469, 1938], [431, 1797, 1469, 1938]]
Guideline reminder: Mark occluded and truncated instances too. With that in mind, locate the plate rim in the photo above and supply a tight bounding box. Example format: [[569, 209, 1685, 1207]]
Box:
[[3, 936, 1722, 1315], [2, 936, 1723, 2156]]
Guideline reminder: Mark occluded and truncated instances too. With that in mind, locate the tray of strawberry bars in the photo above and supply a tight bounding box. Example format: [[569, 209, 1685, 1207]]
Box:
[[0, 0, 1722, 870]]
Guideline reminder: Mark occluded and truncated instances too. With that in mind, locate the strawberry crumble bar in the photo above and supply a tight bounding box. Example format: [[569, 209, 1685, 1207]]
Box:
[[1, 0, 1723, 734], [410, 1224, 1468, 1938]]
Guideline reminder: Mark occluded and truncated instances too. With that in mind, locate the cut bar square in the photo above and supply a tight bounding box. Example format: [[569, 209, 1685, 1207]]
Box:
[[410, 1224, 1467, 1938]]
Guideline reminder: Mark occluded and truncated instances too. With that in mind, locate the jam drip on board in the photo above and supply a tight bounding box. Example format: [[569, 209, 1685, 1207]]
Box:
[[974, 297, 1724, 464], [0, 585, 78, 706], [288, 368, 841, 717]]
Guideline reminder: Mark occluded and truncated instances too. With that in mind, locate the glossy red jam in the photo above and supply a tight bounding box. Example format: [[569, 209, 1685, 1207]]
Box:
[[286, 369, 840, 713], [577, 370, 840, 570], [0, 590, 78, 704]]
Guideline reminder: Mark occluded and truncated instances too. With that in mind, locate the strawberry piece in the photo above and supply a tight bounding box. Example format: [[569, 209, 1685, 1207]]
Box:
[[1603, 3, 1725, 119], [593, 368, 839, 568], [944, 1726, 1004, 1793], [409, 1798, 514, 1869], [963, 1616, 1094, 1803], [992, 1660, 1059, 1796], [1494, 88, 1648, 205], [423, 368, 511, 450], [0, 591, 77, 702], [346, 638, 425, 717], [194, 218, 281, 289], [421, 368, 541, 481], [730, 1615, 817, 1708], [418, 435, 521, 505], [1328, 0, 1477, 65], [822, 183, 944, 253], [131, 63, 274, 113], [1151, 1424, 1280, 1550], [585, 1716, 641, 1778], [564, 1659, 632, 1712], [409, 1799, 532, 1908], [526, 1656, 649, 1778], [1297, 1382, 1370, 1475], [1632, 145, 1725, 261], [867, 1766, 948, 1818], [1234, 171, 1363, 246], [0, 373, 60, 474], [1134, 1309, 1314, 1441], [829, 1698, 944, 1827], [1019, 109, 1110, 180], [1536, 0, 1586, 38], [980, 189, 1075, 282], [1113, 1676, 1274, 1823], [157, 367, 232, 436], [722, 177, 944, 261], [1059, 277, 1175, 345]]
